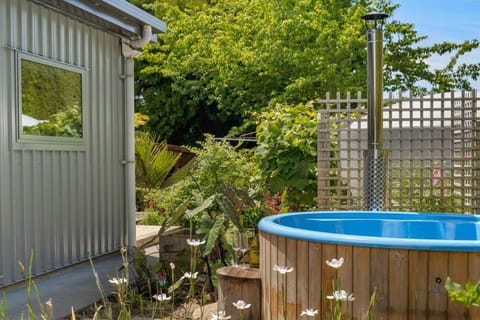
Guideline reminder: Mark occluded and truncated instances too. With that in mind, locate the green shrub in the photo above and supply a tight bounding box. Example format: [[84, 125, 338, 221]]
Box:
[[153, 134, 261, 224], [255, 102, 317, 211]]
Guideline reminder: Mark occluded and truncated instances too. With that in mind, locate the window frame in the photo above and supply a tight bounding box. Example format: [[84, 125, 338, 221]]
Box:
[[14, 52, 88, 151]]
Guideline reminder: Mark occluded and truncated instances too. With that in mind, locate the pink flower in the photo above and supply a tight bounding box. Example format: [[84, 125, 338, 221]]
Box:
[[148, 199, 154, 208], [265, 193, 282, 214], [432, 169, 442, 186]]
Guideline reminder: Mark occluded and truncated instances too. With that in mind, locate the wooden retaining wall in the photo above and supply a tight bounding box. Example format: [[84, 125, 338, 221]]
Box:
[[260, 231, 480, 319]]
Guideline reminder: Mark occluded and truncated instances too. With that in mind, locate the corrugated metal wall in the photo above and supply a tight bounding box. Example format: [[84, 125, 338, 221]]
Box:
[[0, 0, 127, 286]]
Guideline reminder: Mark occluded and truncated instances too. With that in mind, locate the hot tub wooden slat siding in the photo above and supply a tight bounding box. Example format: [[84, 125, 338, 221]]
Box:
[[286, 237, 297, 319], [260, 231, 480, 319], [321, 244, 337, 316], [428, 251, 449, 318], [296, 240, 309, 313], [447, 252, 468, 317], [260, 231, 269, 317], [370, 248, 389, 318], [408, 250, 428, 320], [308, 242, 322, 311], [352, 247, 370, 317], [468, 254, 480, 319], [337, 245, 353, 304], [388, 250, 409, 319], [270, 233, 278, 317]]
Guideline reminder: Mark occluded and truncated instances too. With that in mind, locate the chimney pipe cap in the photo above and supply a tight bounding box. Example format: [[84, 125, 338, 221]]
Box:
[[362, 12, 389, 22]]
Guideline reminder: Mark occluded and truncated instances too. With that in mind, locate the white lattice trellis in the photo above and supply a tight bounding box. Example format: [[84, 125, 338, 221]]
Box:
[[316, 91, 480, 214]]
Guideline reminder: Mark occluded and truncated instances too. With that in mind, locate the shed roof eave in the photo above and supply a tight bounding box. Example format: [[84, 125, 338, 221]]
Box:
[[100, 0, 166, 33], [36, 0, 166, 37]]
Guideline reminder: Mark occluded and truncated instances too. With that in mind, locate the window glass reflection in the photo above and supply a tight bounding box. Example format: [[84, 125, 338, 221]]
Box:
[[21, 59, 82, 138]]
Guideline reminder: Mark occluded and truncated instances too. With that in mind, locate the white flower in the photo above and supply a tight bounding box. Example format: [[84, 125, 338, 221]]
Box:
[[273, 264, 294, 274], [210, 310, 231, 319], [187, 239, 206, 246], [153, 293, 172, 302], [326, 290, 355, 301], [108, 277, 127, 285], [300, 308, 318, 317], [325, 257, 344, 269], [170, 262, 175, 270], [182, 271, 198, 279], [45, 298, 53, 309], [232, 299, 251, 310]]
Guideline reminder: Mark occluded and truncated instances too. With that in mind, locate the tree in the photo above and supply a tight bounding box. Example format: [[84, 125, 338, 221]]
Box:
[[134, 0, 480, 145], [383, 10, 480, 93]]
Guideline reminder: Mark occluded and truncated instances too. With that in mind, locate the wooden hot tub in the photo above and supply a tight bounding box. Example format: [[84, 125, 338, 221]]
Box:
[[259, 211, 480, 319]]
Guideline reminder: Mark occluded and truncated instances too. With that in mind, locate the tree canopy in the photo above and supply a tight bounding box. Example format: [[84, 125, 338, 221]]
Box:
[[133, 0, 480, 145]]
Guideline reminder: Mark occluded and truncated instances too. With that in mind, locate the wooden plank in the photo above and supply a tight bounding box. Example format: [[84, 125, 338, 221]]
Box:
[[270, 234, 278, 319], [427, 251, 448, 320], [337, 245, 353, 318], [321, 243, 338, 319], [468, 252, 480, 319], [286, 237, 297, 319], [296, 240, 309, 317], [388, 250, 409, 320], [308, 241, 322, 317], [337, 245, 353, 291], [370, 248, 389, 319], [260, 232, 270, 319], [352, 247, 371, 320], [408, 250, 429, 319], [276, 235, 287, 319], [447, 252, 468, 318]]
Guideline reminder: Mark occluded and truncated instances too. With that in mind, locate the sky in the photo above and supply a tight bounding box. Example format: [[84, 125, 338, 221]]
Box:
[[392, 0, 480, 88]]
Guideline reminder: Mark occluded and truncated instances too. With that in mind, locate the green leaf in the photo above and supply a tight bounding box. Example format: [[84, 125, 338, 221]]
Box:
[[200, 214, 225, 256], [168, 277, 185, 294], [131, 247, 148, 279], [215, 195, 242, 231], [162, 157, 196, 188], [135, 131, 181, 191], [445, 276, 480, 308], [149, 263, 163, 275], [185, 194, 217, 219], [168, 201, 187, 226], [256, 102, 317, 210]]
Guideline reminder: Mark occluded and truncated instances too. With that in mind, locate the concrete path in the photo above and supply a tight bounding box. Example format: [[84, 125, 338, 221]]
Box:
[[0, 225, 169, 319]]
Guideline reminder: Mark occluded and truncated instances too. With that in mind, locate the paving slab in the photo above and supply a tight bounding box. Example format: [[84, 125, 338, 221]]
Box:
[[0, 252, 123, 319], [0, 225, 182, 319]]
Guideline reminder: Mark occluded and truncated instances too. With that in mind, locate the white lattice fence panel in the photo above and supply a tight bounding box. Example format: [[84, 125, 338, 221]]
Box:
[[316, 91, 480, 214]]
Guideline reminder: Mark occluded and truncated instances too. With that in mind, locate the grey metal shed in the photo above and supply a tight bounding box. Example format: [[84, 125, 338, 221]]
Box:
[[0, 0, 165, 287]]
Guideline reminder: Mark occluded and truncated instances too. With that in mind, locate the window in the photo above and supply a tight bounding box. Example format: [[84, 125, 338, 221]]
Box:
[[16, 53, 86, 148]]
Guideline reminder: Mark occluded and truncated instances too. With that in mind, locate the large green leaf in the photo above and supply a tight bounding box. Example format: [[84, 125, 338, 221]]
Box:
[[135, 131, 181, 191], [169, 201, 187, 226], [221, 185, 256, 210], [197, 213, 225, 256], [162, 157, 196, 188], [185, 194, 217, 219], [215, 194, 242, 231]]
